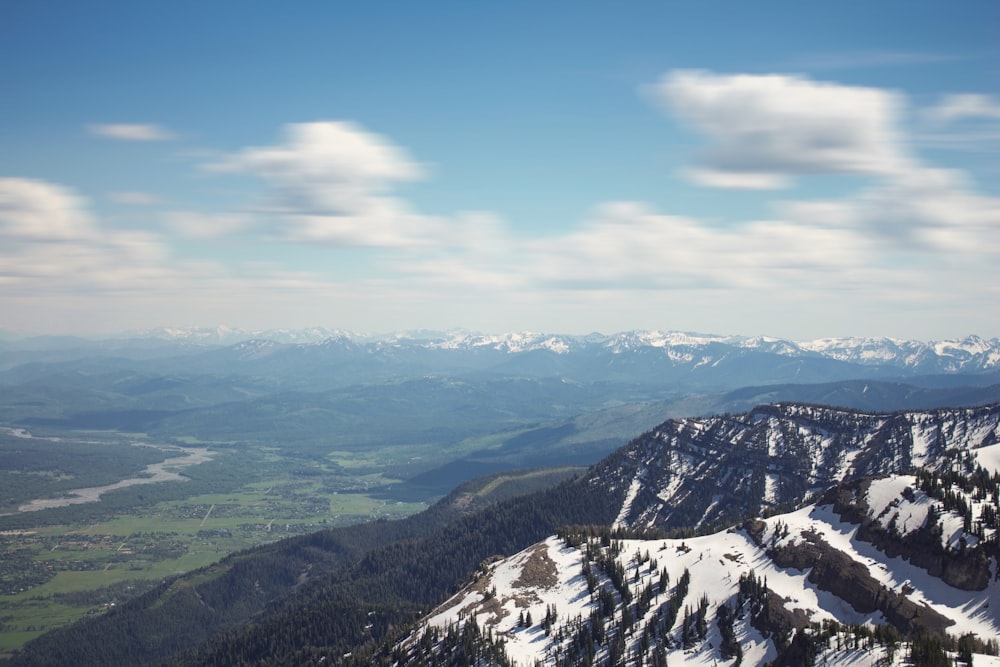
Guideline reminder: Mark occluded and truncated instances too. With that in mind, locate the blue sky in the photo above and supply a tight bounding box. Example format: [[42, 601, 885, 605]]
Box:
[[2, 1, 998, 339]]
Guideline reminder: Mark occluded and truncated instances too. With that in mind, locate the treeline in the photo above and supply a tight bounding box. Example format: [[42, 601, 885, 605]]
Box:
[[394, 617, 514, 667], [176, 475, 622, 666]]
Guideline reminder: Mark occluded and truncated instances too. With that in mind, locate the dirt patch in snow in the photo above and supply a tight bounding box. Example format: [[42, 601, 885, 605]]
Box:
[[513, 543, 558, 590]]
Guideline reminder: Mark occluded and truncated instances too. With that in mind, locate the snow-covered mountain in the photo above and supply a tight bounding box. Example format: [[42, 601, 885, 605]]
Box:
[[5, 329, 999, 384], [136, 325, 353, 346], [403, 482, 1000, 666], [398, 405, 1000, 666], [800, 335, 1000, 373], [12, 401, 1000, 666], [134, 328, 1000, 374]]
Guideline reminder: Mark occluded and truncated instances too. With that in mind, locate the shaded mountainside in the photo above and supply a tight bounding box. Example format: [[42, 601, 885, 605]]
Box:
[[4, 402, 1000, 666], [599, 402, 1000, 531]]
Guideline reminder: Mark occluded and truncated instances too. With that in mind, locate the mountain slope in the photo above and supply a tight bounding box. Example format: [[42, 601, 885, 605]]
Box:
[[400, 465, 1000, 666]]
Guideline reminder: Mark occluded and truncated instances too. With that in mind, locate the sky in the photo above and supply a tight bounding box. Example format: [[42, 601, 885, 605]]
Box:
[[1, 1, 999, 340]]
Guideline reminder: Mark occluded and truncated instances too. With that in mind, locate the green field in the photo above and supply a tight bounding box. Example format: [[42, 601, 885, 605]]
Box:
[[0, 429, 428, 654]]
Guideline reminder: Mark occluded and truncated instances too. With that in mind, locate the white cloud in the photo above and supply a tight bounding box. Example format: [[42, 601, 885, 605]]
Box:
[[206, 121, 422, 209], [648, 70, 910, 188], [0, 178, 171, 293], [924, 94, 1000, 124], [782, 167, 1000, 252], [397, 198, 881, 299], [88, 123, 175, 141], [520, 201, 873, 292], [203, 121, 446, 246], [0, 177, 98, 241]]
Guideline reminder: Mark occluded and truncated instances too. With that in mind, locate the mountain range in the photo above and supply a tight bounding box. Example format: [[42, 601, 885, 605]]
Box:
[[3, 328, 1000, 376]]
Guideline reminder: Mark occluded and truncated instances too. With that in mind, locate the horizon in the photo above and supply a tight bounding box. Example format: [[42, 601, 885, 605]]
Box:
[[3, 2, 999, 340], [1, 323, 996, 346]]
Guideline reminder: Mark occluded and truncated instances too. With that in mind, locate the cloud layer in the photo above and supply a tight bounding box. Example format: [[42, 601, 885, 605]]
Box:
[[3, 70, 999, 337], [0, 178, 169, 294]]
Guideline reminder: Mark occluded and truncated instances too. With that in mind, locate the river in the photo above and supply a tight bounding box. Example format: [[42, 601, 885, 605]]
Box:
[[8, 430, 214, 512]]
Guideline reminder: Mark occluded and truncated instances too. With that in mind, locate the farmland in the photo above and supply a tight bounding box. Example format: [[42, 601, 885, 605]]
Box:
[[0, 428, 427, 653]]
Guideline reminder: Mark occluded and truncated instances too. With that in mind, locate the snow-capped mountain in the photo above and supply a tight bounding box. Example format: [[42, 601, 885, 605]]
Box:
[[136, 326, 354, 346], [398, 405, 1000, 667], [7, 329, 999, 383], [137, 328, 1000, 374], [12, 402, 1000, 666], [403, 479, 1000, 666], [800, 335, 1000, 373]]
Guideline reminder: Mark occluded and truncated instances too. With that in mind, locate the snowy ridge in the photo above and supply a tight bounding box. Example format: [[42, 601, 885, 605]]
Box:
[[597, 403, 1000, 532], [403, 463, 1000, 666], [799, 334, 1000, 371], [392, 402, 1000, 665], [430, 331, 577, 354]]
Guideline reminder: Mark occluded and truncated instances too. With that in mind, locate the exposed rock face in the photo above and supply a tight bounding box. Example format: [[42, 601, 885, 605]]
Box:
[[590, 403, 1000, 532], [768, 531, 954, 637], [822, 480, 995, 591]]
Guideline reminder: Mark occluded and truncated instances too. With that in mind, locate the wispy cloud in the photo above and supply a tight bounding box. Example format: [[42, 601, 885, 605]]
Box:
[[0, 177, 98, 241], [88, 123, 175, 141], [0, 178, 170, 293], [162, 211, 251, 238], [683, 169, 790, 191], [923, 93, 1000, 124]]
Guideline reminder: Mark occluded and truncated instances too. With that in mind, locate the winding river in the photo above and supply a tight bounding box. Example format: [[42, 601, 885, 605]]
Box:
[[8, 430, 214, 513]]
